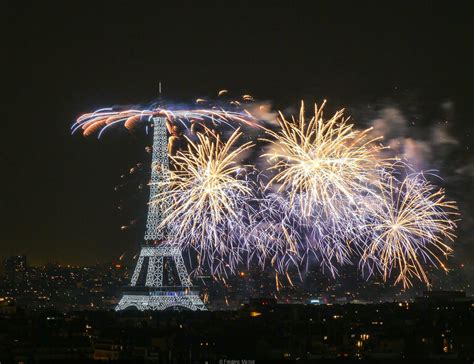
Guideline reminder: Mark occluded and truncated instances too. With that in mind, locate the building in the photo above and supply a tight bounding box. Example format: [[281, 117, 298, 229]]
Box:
[[4, 255, 27, 284]]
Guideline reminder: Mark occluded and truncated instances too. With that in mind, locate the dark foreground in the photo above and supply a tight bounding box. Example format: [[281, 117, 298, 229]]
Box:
[[0, 298, 473, 363]]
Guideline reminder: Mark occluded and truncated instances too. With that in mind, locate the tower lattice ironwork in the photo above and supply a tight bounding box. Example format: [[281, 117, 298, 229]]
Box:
[[116, 117, 206, 311]]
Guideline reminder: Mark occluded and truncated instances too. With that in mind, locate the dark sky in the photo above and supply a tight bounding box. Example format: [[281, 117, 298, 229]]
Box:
[[3, 1, 473, 266]]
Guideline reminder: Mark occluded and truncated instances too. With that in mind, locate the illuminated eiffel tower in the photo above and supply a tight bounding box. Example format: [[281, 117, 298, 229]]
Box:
[[116, 117, 206, 311]]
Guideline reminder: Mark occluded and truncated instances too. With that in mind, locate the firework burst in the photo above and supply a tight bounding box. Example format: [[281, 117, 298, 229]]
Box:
[[154, 129, 256, 275], [73, 97, 459, 288], [263, 100, 385, 218], [258, 101, 386, 276], [360, 171, 458, 288]]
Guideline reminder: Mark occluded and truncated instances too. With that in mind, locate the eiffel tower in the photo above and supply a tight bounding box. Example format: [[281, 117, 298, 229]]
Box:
[[116, 117, 206, 311]]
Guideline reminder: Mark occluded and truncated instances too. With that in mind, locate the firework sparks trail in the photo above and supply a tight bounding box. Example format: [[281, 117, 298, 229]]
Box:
[[359, 171, 458, 288], [153, 129, 256, 276], [72, 107, 260, 138]]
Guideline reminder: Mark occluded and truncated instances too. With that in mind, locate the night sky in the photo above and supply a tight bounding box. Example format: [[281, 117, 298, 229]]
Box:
[[4, 1, 473, 275]]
